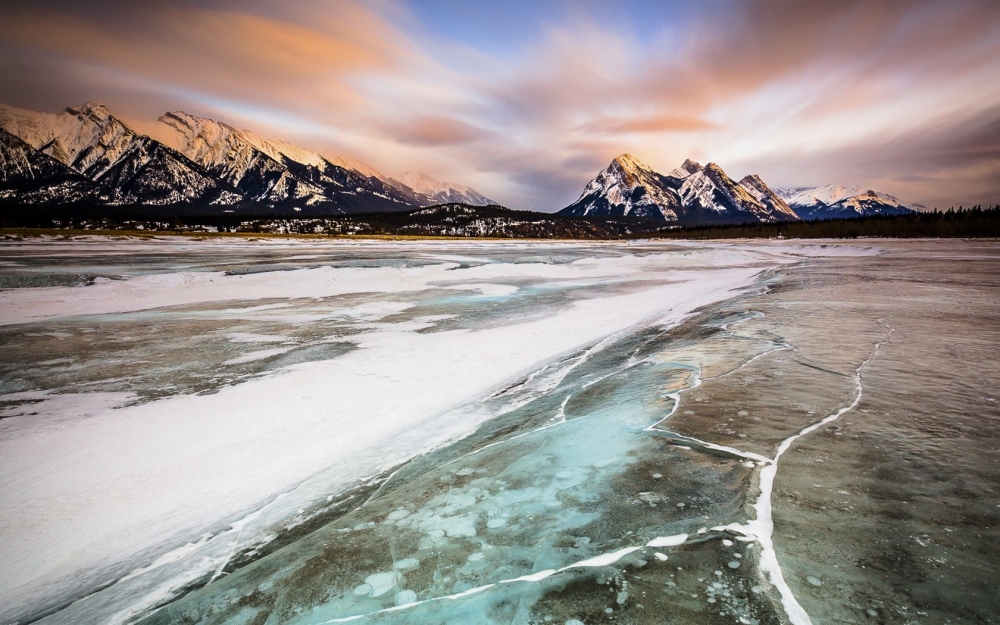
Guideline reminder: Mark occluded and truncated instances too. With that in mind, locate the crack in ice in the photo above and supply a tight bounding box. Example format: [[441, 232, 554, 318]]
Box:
[[320, 534, 691, 623], [716, 320, 893, 625]]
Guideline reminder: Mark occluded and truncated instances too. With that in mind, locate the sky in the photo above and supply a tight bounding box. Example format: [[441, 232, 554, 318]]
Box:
[[1, 0, 999, 211]]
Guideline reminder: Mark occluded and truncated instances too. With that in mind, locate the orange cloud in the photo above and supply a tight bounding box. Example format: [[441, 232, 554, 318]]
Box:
[[0, 2, 412, 115], [388, 115, 487, 146], [582, 114, 717, 134]]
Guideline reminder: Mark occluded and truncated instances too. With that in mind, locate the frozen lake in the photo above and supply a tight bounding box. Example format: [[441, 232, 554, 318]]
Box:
[[1, 237, 997, 625]]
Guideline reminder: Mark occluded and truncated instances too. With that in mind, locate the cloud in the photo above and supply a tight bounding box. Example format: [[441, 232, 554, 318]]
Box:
[[387, 115, 488, 146], [582, 114, 717, 134], [0, 0, 999, 209]]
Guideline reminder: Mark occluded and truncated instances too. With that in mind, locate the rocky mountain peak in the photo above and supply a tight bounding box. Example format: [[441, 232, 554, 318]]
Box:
[[681, 159, 703, 173], [67, 102, 111, 121], [703, 162, 727, 176], [610, 153, 649, 173]]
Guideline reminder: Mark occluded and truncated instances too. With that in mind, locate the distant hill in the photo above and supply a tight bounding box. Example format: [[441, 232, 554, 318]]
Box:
[[776, 185, 916, 219]]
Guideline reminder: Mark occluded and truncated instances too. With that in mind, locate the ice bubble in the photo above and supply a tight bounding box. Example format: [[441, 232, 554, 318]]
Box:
[[738, 410, 749, 416], [676, 502, 686, 508], [714, 571, 723, 577], [722, 539, 733, 547], [616, 591, 629, 605], [364, 572, 398, 598], [727, 561, 741, 569], [806, 576, 822, 586], [353, 583, 372, 596], [556, 470, 573, 479], [652, 473, 663, 479], [387, 509, 410, 521], [394, 590, 417, 606], [654, 552, 668, 561], [394, 558, 419, 571], [467, 552, 485, 562], [604, 607, 614, 614], [866, 609, 878, 616], [457, 467, 476, 476], [442, 517, 477, 537], [708, 597, 716, 603], [566, 621, 585, 625], [486, 518, 507, 529], [751, 586, 762, 594]]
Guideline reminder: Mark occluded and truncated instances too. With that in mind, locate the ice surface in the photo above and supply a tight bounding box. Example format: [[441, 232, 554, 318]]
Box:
[[0, 238, 888, 625]]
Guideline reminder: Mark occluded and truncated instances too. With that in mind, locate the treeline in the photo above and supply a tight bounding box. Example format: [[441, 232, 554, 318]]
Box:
[[3, 202, 998, 240], [651, 206, 1000, 240], [0, 203, 663, 239]]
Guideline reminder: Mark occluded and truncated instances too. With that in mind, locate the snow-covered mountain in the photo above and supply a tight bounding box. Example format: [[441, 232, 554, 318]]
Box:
[[776, 185, 914, 219], [0, 102, 229, 205], [0, 127, 102, 205], [388, 172, 495, 206], [0, 102, 494, 214], [559, 154, 798, 224]]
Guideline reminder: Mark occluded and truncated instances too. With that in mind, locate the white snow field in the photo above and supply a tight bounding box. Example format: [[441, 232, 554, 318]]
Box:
[[0, 238, 875, 624]]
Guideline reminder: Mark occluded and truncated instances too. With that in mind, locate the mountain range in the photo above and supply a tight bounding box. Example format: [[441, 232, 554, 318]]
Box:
[[559, 154, 915, 225], [0, 102, 495, 214], [0, 102, 918, 225]]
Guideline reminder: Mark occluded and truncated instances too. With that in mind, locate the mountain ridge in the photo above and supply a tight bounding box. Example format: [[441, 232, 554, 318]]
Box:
[[775, 184, 914, 220], [0, 102, 496, 214], [560, 154, 913, 224]]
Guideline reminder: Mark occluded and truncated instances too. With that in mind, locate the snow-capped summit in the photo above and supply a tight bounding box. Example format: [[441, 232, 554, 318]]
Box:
[[559, 154, 684, 220], [778, 184, 864, 208], [559, 155, 799, 224], [738, 174, 799, 221], [776, 184, 913, 219], [667, 159, 703, 179]]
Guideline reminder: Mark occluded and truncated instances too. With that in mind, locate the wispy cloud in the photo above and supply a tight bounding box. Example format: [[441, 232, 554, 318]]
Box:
[[1, 0, 998, 209]]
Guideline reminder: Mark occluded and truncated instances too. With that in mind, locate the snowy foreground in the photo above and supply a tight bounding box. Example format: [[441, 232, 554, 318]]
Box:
[[0, 238, 878, 624]]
